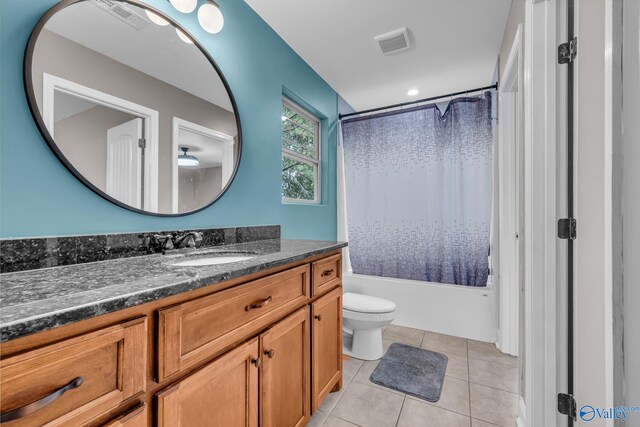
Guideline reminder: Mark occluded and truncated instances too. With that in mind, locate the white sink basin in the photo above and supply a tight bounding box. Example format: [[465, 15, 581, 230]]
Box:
[[171, 256, 254, 267]]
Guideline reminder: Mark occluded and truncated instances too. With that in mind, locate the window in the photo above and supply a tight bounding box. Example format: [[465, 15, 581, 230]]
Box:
[[281, 98, 320, 203]]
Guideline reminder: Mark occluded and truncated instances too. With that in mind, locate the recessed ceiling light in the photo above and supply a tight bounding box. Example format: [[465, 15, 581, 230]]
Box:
[[407, 88, 420, 96]]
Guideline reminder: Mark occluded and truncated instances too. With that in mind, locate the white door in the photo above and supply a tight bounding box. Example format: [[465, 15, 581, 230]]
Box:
[[106, 118, 143, 209]]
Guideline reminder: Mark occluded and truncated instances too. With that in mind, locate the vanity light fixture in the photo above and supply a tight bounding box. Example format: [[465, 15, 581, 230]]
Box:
[[158, 0, 225, 34], [169, 0, 197, 14], [178, 147, 199, 167], [198, 0, 224, 34]]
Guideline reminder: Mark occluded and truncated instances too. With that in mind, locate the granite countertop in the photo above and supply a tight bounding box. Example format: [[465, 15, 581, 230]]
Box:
[[0, 239, 347, 342]]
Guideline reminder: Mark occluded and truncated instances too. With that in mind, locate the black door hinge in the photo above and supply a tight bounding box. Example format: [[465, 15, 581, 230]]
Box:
[[558, 393, 577, 421], [558, 218, 577, 240], [138, 138, 146, 149], [558, 37, 578, 64]]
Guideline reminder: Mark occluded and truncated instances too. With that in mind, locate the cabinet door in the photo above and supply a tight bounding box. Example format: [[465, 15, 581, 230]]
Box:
[[260, 307, 310, 427], [156, 338, 259, 427], [0, 317, 147, 427], [103, 404, 148, 427], [311, 287, 343, 411]]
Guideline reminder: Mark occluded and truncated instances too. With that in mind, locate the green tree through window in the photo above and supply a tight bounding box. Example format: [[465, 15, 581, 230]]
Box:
[[281, 99, 320, 202]]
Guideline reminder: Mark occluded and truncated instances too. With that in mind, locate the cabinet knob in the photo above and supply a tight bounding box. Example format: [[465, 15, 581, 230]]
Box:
[[314, 314, 322, 321], [251, 357, 261, 367], [264, 349, 275, 358]]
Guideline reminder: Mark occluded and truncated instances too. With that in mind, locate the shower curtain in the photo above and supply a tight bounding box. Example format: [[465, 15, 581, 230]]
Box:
[[341, 93, 493, 286]]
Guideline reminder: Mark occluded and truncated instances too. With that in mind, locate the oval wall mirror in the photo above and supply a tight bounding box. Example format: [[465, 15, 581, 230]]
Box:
[[25, 0, 241, 215]]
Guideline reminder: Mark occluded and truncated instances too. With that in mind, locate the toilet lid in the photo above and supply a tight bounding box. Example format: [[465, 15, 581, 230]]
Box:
[[343, 292, 396, 314]]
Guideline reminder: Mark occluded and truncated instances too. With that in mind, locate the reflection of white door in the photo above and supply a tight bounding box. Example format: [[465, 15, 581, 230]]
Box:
[[106, 118, 142, 208], [171, 117, 235, 213]]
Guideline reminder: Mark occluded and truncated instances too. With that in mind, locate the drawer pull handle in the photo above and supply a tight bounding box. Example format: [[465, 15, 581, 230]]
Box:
[[0, 377, 83, 422], [265, 349, 275, 358], [245, 296, 272, 311], [321, 269, 335, 277], [251, 357, 262, 367], [314, 314, 322, 321]]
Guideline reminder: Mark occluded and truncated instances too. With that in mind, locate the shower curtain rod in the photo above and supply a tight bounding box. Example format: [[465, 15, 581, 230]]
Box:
[[339, 83, 498, 120]]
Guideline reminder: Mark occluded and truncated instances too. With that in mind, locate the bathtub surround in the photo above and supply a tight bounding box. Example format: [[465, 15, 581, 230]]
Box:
[[0, 0, 338, 240], [341, 93, 494, 286], [343, 273, 497, 342], [0, 225, 279, 273], [0, 238, 346, 342]]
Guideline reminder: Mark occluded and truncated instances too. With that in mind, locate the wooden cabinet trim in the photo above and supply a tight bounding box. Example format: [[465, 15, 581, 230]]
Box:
[[103, 403, 148, 427], [0, 317, 147, 427], [260, 307, 311, 427], [312, 254, 342, 297], [311, 287, 343, 412], [157, 264, 310, 381], [156, 337, 259, 427]]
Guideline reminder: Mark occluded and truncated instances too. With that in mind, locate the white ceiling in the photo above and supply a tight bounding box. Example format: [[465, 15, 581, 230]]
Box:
[[54, 92, 98, 122], [45, 1, 233, 111], [244, 0, 511, 111]]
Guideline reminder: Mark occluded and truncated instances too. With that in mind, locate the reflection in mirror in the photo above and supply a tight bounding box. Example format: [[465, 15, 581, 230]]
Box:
[[27, 0, 240, 215]]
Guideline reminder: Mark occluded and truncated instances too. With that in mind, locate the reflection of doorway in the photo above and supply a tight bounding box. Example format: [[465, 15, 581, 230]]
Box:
[[42, 73, 159, 211], [171, 117, 235, 213], [106, 118, 143, 209]]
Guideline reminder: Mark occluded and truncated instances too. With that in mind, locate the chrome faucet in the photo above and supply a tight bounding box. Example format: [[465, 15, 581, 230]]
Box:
[[172, 231, 204, 249]]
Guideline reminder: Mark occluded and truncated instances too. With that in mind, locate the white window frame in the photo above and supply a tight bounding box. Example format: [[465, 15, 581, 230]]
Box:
[[281, 97, 321, 204]]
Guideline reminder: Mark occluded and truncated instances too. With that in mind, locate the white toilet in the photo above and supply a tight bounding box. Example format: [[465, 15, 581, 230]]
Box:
[[342, 292, 396, 360]]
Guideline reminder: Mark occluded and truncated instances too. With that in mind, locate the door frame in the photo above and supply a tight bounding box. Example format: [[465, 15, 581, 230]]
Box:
[[171, 117, 235, 214], [520, 0, 563, 425], [498, 24, 523, 358], [42, 73, 159, 212]]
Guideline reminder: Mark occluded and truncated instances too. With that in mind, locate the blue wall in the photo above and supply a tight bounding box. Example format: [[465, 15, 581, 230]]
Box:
[[0, 0, 338, 239]]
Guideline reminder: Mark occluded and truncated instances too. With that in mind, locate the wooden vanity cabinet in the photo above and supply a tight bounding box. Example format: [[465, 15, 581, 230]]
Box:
[[157, 265, 310, 382], [260, 307, 311, 427], [0, 251, 343, 427], [311, 287, 343, 411], [0, 317, 147, 427], [156, 338, 260, 427], [311, 254, 342, 296], [103, 404, 148, 427]]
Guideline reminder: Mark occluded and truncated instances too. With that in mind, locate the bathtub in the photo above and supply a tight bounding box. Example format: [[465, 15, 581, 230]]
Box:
[[342, 272, 498, 343]]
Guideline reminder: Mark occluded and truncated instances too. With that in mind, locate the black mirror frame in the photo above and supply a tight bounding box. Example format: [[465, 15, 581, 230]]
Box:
[[23, 0, 243, 217]]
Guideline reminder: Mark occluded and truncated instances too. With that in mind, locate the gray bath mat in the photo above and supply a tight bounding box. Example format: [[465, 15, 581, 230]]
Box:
[[369, 343, 448, 402]]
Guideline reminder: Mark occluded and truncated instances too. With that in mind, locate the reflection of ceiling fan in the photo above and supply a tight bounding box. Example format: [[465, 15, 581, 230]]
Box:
[[178, 147, 199, 167]]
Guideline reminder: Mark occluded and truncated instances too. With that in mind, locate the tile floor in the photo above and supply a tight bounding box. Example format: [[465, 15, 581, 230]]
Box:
[[309, 325, 519, 427]]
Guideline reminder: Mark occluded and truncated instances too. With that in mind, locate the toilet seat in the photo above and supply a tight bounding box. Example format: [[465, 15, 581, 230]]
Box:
[[343, 292, 395, 314]]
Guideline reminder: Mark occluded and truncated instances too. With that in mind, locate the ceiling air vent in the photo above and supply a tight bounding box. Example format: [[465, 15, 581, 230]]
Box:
[[375, 27, 411, 55], [90, 0, 150, 31]]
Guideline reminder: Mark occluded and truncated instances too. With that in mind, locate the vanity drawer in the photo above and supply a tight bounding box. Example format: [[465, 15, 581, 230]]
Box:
[[0, 317, 147, 427], [312, 254, 342, 296], [158, 264, 310, 381]]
